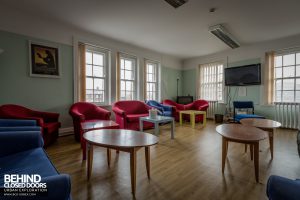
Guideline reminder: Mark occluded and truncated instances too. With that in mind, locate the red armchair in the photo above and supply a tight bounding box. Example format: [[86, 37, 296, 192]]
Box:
[[162, 99, 209, 122], [69, 102, 111, 142], [112, 100, 153, 130], [0, 104, 61, 147], [162, 99, 185, 121]]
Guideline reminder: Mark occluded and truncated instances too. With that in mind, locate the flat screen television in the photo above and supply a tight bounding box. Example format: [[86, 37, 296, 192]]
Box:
[[225, 64, 261, 86]]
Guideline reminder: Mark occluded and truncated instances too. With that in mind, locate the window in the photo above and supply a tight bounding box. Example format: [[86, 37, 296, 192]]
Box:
[[85, 46, 109, 104], [198, 62, 224, 101], [118, 53, 137, 100], [274, 52, 300, 102], [145, 60, 160, 101]]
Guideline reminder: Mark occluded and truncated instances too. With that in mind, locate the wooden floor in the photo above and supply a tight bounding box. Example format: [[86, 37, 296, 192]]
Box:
[[46, 121, 300, 200]]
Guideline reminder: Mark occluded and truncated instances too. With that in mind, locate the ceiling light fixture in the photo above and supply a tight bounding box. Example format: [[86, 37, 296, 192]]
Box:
[[164, 0, 188, 9], [209, 24, 240, 49]]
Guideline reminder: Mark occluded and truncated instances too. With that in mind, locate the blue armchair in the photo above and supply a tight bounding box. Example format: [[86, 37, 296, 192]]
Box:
[[0, 119, 41, 132], [0, 131, 71, 200], [267, 175, 300, 200], [146, 100, 174, 117], [233, 101, 265, 122]]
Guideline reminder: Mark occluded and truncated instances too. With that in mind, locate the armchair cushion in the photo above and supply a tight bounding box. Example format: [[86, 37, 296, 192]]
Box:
[[0, 119, 37, 126]]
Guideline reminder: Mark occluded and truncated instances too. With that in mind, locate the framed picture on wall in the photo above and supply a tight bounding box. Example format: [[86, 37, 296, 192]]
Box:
[[29, 41, 60, 78]]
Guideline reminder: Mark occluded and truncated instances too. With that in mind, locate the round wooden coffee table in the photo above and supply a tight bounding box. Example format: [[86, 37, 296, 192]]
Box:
[[216, 124, 268, 182], [83, 129, 159, 196], [240, 118, 281, 159]]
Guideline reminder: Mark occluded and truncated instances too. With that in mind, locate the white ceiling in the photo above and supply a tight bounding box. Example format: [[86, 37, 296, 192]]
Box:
[[1, 0, 300, 59]]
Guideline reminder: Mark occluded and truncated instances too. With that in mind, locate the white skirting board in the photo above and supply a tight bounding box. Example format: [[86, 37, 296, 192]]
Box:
[[59, 127, 74, 136]]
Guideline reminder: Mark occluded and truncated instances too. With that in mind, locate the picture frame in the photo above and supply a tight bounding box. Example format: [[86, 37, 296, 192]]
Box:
[[29, 41, 61, 78]]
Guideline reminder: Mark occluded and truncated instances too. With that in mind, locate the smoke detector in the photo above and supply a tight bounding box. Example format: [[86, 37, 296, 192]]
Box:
[[209, 24, 240, 49]]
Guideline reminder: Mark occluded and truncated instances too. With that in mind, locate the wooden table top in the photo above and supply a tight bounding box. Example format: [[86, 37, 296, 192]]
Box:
[[240, 118, 281, 129], [81, 120, 119, 131], [83, 129, 159, 148], [216, 124, 268, 142]]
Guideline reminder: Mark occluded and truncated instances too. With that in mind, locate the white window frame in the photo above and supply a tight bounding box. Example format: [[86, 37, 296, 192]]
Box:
[[145, 59, 160, 101], [198, 62, 224, 102], [274, 51, 300, 103], [85, 45, 110, 105], [118, 53, 138, 100]]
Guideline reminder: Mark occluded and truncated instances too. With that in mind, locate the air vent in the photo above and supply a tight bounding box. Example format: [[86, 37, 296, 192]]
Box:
[[209, 24, 240, 49], [164, 0, 188, 8]]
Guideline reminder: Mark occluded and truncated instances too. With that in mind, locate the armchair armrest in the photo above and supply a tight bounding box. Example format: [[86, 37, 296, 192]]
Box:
[[113, 107, 125, 116], [40, 174, 71, 200], [0, 119, 37, 126], [184, 103, 194, 110], [198, 104, 209, 111], [90, 107, 111, 120], [69, 110, 85, 121], [0, 131, 44, 157], [32, 111, 59, 122]]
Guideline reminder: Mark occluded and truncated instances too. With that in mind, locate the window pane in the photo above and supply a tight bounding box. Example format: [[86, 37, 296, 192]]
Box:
[[275, 91, 282, 102], [125, 60, 132, 70], [275, 56, 282, 67], [148, 64, 153, 73], [282, 66, 295, 78], [283, 54, 295, 66], [275, 80, 282, 90], [296, 78, 300, 90], [125, 70, 133, 80], [126, 81, 133, 91], [93, 53, 103, 65], [282, 79, 294, 90], [94, 78, 104, 90], [86, 89, 93, 102], [296, 65, 300, 77], [121, 59, 125, 69], [282, 91, 294, 102], [121, 70, 125, 79], [86, 78, 93, 89], [93, 66, 104, 77], [296, 91, 300, 102], [275, 67, 282, 78], [297, 53, 300, 65], [121, 81, 125, 90], [94, 90, 104, 103], [120, 91, 125, 100], [86, 65, 92, 76], [86, 52, 92, 64]]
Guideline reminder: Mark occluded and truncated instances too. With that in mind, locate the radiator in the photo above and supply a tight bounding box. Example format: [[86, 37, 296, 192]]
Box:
[[207, 100, 218, 119], [275, 102, 300, 129]]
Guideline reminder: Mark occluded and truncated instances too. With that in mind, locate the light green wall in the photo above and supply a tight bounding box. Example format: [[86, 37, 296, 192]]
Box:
[[0, 31, 74, 127], [161, 66, 183, 101], [183, 69, 196, 98]]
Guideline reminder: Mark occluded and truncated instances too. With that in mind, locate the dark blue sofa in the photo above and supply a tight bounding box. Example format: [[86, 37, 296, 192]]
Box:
[[146, 100, 173, 117], [233, 101, 265, 122], [0, 131, 71, 200], [0, 119, 41, 132], [267, 175, 300, 200]]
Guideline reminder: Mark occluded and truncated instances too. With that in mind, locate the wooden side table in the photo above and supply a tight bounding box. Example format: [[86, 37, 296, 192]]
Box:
[[240, 118, 281, 159], [179, 110, 206, 128], [216, 124, 268, 182], [83, 129, 158, 196], [80, 120, 119, 160]]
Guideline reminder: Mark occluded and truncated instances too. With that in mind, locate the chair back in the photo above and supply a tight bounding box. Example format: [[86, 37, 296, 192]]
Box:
[[163, 99, 185, 110], [114, 101, 149, 114], [0, 104, 33, 118], [233, 101, 254, 118]]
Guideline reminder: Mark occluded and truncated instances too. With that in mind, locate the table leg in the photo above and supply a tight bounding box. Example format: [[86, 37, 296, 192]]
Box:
[[253, 142, 259, 182], [130, 148, 137, 195], [87, 143, 93, 180], [107, 148, 111, 167], [203, 112, 207, 127], [154, 122, 159, 136], [269, 129, 274, 159], [145, 146, 150, 179], [191, 113, 195, 128], [250, 144, 253, 160], [171, 119, 175, 139], [180, 113, 183, 126], [222, 137, 227, 173], [140, 119, 143, 131]]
